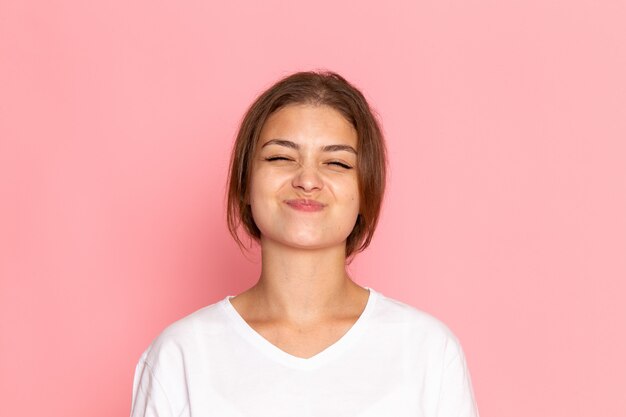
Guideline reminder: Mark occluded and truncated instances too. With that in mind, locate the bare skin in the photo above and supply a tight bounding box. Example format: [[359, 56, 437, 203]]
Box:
[[229, 242, 369, 359], [229, 104, 370, 359]]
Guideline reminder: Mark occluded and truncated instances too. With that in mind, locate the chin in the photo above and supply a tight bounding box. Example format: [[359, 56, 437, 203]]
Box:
[[283, 238, 335, 250], [264, 233, 348, 252]]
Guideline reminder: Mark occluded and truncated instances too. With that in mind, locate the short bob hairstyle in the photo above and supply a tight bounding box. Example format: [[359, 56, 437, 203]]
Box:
[[227, 70, 387, 258]]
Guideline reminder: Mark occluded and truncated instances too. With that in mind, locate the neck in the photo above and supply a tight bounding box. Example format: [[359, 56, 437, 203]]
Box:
[[248, 237, 362, 324]]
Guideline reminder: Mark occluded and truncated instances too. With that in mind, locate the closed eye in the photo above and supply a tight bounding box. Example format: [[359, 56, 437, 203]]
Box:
[[265, 156, 293, 162], [327, 161, 353, 169]]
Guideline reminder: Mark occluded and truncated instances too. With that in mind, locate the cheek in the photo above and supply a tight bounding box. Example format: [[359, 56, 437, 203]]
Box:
[[342, 177, 360, 208], [336, 182, 361, 223], [347, 192, 359, 209], [247, 172, 266, 218], [248, 184, 268, 217], [248, 168, 270, 200], [248, 169, 285, 213]]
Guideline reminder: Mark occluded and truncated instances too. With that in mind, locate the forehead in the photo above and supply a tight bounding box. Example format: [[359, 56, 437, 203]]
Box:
[[258, 104, 357, 148]]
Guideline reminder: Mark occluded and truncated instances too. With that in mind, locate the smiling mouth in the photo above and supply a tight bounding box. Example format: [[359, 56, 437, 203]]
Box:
[[284, 199, 326, 212]]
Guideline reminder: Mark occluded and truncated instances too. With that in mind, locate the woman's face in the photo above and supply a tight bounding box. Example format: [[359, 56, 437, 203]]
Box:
[[249, 104, 360, 252]]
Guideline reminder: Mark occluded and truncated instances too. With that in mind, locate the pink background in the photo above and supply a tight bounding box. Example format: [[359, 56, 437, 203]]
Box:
[[1, 1, 625, 416]]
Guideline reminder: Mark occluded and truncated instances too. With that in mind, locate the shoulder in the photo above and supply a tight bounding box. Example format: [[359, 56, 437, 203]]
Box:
[[367, 289, 479, 416], [372, 288, 458, 337], [138, 298, 229, 368], [370, 288, 465, 362], [131, 300, 230, 417]]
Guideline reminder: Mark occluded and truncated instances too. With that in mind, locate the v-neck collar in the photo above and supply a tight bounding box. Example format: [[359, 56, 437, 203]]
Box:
[[221, 287, 378, 370]]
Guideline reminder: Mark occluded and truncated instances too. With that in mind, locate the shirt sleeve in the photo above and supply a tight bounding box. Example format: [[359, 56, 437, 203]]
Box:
[[436, 338, 480, 417], [130, 359, 174, 417]]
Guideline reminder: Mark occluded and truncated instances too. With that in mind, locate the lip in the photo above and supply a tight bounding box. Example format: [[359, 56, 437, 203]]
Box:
[[284, 199, 326, 212]]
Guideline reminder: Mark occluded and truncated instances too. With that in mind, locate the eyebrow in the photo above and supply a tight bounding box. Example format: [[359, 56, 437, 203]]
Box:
[[261, 139, 357, 155]]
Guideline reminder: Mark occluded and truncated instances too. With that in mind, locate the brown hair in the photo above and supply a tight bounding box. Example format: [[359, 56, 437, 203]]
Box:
[[226, 70, 387, 258]]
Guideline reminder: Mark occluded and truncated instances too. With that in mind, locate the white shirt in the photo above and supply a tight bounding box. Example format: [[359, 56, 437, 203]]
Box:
[[131, 288, 479, 417]]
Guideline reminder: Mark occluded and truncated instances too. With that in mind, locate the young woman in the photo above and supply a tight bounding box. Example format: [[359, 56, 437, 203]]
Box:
[[130, 71, 479, 417]]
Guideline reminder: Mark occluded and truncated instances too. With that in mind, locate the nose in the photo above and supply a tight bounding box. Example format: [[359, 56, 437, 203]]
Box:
[[292, 164, 323, 193]]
